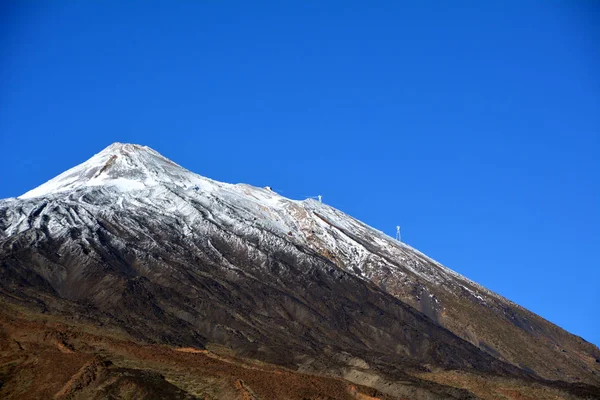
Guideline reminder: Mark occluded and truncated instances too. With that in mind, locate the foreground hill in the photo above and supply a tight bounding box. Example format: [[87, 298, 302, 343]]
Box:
[[1, 143, 598, 399]]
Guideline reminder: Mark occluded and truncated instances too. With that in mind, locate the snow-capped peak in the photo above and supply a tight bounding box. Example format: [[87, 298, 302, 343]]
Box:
[[13, 141, 507, 307], [19, 142, 198, 199]]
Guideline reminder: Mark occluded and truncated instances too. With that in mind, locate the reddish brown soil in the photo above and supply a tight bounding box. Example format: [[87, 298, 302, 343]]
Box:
[[1, 303, 596, 400], [0, 305, 394, 400]]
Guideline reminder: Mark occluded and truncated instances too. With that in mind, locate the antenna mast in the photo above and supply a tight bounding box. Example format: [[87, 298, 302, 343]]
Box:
[[396, 225, 401, 242]]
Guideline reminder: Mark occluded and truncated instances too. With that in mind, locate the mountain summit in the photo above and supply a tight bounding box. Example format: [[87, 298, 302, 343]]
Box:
[[1, 144, 599, 399], [20, 143, 198, 199]]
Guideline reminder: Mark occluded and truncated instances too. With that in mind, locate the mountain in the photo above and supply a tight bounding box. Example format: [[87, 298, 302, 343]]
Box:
[[1, 143, 599, 400]]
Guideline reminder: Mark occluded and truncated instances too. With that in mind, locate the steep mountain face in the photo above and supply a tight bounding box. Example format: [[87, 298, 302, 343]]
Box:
[[1, 143, 599, 399]]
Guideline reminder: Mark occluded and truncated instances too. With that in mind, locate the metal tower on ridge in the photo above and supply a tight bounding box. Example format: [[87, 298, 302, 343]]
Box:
[[396, 225, 401, 242]]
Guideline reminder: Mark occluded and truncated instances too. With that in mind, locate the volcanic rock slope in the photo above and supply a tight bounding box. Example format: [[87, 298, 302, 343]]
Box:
[[1, 143, 599, 399]]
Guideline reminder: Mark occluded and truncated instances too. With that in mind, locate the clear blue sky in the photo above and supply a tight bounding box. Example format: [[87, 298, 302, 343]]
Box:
[[1, 2, 598, 346]]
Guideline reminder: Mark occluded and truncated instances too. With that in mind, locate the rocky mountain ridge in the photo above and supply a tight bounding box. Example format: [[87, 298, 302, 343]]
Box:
[[1, 143, 599, 399]]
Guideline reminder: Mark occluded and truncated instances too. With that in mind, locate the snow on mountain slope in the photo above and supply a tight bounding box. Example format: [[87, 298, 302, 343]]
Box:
[[13, 143, 493, 298]]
